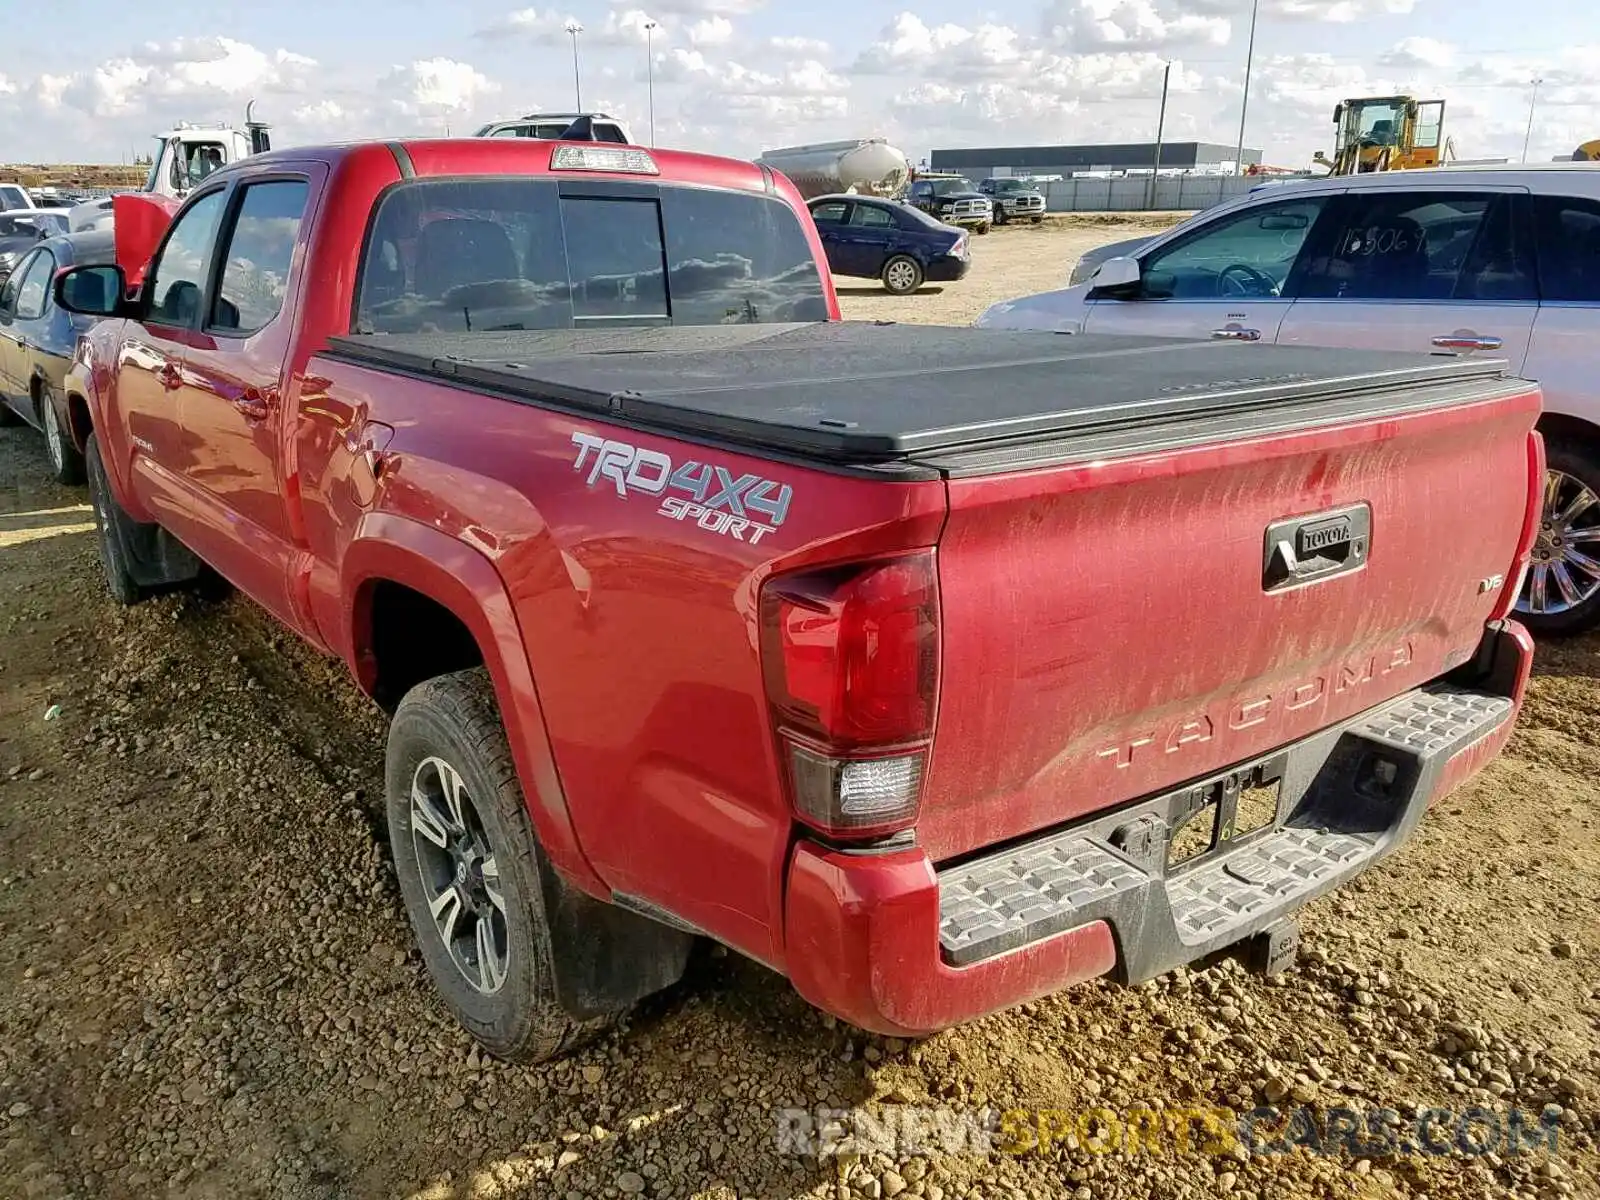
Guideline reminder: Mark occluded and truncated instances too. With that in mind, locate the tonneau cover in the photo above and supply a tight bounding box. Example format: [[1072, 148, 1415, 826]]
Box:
[[322, 322, 1511, 460]]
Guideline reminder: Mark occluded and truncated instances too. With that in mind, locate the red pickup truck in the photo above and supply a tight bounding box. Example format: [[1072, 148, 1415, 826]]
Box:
[[53, 137, 1544, 1063]]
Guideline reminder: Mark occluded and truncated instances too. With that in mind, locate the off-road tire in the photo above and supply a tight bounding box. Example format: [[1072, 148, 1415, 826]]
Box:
[[1518, 438, 1600, 637], [39, 385, 85, 485], [85, 433, 148, 606], [881, 254, 924, 296], [386, 668, 615, 1063]]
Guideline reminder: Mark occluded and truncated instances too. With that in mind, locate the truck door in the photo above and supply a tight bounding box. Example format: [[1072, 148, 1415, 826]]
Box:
[[114, 185, 229, 520], [1277, 189, 1536, 371], [1083, 191, 1339, 345], [173, 173, 317, 630]]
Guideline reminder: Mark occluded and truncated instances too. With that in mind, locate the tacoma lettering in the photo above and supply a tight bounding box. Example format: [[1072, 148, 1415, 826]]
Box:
[[1098, 641, 1416, 770]]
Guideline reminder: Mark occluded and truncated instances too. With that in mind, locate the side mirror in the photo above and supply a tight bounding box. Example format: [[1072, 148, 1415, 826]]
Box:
[[54, 264, 130, 318], [1089, 256, 1141, 291]]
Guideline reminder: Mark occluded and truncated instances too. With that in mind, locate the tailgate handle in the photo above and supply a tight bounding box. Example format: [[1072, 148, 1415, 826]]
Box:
[[1432, 334, 1502, 351], [1263, 503, 1372, 593]]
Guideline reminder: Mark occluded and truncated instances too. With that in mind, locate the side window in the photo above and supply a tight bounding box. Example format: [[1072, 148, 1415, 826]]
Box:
[[1298, 192, 1529, 302], [144, 189, 228, 328], [661, 186, 829, 325], [850, 205, 895, 228], [14, 249, 55, 320], [810, 202, 848, 225], [1136, 197, 1330, 300], [561, 196, 668, 320], [210, 180, 310, 335], [0, 250, 37, 314], [1534, 195, 1600, 303]]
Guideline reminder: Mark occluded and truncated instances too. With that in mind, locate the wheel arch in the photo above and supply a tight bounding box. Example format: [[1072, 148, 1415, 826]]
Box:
[[1536, 410, 1600, 454], [342, 513, 606, 898]]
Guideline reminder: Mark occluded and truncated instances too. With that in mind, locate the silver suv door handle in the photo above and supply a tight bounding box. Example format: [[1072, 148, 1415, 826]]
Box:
[[1211, 327, 1261, 342], [1432, 334, 1503, 351]]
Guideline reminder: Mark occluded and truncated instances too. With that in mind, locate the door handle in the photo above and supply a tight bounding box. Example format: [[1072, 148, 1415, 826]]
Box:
[[233, 388, 272, 422], [1431, 334, 1503, 351], [1211, 327, 1262, 342]]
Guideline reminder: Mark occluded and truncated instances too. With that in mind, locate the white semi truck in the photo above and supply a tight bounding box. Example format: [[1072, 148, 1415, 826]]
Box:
[[69, 105, 272, 233]]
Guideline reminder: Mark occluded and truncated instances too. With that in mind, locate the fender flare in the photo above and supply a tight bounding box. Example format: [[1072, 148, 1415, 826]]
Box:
[[341, 512, 607, 899]]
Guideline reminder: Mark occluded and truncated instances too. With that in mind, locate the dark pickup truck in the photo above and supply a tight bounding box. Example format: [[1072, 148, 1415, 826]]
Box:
[[52, 136, 1543, 1062]]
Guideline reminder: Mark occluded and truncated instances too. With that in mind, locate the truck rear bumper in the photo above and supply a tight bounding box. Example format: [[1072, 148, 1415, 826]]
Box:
[[783, 623, 1532, 1037]]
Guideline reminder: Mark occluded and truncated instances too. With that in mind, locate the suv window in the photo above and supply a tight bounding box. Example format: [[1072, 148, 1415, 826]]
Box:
[[1534, 195, 1600, 302], [145, 189, 227, 328], [211, 181, 310, 335], [1298, 192, 1534, 302], [354, 179, 827, 333], [1135, 196, 1330, 300], [13, 248, 54, 320]]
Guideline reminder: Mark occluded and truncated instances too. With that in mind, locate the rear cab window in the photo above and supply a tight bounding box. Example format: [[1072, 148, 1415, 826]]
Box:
[[354, 178, 828, 334]]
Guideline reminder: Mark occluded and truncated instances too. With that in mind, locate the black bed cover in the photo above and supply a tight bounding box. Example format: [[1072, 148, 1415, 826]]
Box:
[[322, 322, 1514, 463]]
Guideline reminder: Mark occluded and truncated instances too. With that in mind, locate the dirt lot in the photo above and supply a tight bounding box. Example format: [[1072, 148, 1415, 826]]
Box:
[[2, 217, 1599, 1200], [829, 212, 1184, 323]]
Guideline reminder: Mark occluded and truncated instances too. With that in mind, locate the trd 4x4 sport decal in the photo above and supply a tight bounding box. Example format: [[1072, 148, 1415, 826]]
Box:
[[570, 432, 794, 545]]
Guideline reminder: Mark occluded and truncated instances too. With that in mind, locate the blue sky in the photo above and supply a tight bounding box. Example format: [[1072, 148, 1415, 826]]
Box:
[[1, 0, 1594, 168]]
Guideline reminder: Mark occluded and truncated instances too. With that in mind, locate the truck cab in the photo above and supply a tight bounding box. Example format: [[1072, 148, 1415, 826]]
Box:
[[68, 116, 272, 233]]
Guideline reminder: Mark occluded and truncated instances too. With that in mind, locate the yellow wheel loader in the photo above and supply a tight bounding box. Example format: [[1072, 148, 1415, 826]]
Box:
[[1313, 96, 1451, 175]]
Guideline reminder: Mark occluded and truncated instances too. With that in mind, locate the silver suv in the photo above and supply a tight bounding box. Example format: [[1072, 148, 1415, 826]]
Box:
[[979, 164, 1600, 634]]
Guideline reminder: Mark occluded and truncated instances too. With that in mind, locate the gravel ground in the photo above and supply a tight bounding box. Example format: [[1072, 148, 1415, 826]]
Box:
[[1, 217, 1598, 1199]]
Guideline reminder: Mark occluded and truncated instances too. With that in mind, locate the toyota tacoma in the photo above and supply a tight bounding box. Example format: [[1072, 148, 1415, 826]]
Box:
[[53, 135, 1544, 1062]]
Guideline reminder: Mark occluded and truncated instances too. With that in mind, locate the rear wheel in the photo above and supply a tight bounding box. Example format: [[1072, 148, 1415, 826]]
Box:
[[39, 386, 85, 485], [85, 433, 149, 606], [881, 255, 924, 296], [1517, 439, 1600, 636], [386, 668, 615, 1062]]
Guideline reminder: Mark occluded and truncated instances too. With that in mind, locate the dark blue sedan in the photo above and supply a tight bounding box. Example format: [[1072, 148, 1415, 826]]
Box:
[[0, 229, 114, 484], [806, 195, 971, 295]]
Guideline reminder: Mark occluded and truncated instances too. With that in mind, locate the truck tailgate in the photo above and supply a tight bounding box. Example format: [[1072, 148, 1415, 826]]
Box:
[[918, 381, 1540, 864]]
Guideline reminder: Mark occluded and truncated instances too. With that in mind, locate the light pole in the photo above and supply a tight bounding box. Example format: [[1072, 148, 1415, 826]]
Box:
[[565, 20, 584, 111], [1149, 60, 1171, 210], [1233, 0, 1260, 176], [645, 20, 658, 144], [1522, 77, 1543, 162]]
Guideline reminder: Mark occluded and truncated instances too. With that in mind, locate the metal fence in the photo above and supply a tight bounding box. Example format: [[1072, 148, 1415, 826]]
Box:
[[1036, 175, 1261, 213]]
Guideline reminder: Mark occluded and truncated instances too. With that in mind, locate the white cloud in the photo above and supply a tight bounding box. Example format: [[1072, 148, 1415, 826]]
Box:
[[1268, 0, 1415, 20], [688, 16, 735, 46], [645, 0, 764, 12], [0, 7, 1588, 175], [477, 8, 575, 40], [380, 58, 499, 118], [769, 36, 830, 56]]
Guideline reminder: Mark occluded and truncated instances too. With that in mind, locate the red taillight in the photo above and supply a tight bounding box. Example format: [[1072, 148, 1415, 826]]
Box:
[[760, 551, 940, 838]]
